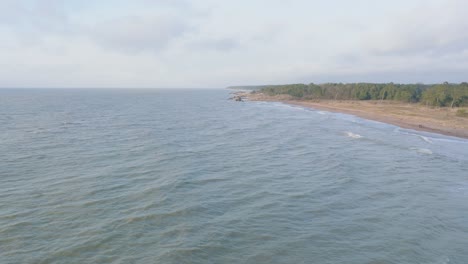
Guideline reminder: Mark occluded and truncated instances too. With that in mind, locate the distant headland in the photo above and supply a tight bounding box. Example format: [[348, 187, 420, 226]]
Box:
[[228, 83, 468, 139]]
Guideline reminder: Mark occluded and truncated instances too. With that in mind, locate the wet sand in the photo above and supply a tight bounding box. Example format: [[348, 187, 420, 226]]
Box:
[[237, 91, 468, 139]]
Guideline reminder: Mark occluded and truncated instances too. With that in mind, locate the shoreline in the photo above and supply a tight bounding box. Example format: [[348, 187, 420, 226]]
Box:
[[236, 91, 468, 139]]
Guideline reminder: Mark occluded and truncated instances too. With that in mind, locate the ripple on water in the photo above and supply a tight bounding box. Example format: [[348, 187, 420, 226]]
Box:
[[1, 89, 468, 264]]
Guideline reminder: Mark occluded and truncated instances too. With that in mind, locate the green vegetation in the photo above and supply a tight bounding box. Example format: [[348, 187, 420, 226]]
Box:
[[227, 85, 267, 91], [257, 82, 468, 107]]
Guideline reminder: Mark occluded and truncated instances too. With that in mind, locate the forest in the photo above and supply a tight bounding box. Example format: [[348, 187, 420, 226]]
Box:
[[251, 82, 468, 107]]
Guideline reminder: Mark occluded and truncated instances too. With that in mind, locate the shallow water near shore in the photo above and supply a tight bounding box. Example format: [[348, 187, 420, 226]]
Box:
[[1, 88, 468, 264]]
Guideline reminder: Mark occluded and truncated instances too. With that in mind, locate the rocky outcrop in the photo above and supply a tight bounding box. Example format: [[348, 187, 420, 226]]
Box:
[[229, 92, 247, 102]]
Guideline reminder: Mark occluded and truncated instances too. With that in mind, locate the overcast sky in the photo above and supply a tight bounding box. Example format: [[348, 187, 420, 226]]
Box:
[[1, 0, 467, 88]]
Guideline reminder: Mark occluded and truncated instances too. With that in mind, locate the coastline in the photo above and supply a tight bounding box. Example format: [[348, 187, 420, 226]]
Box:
[[236, 91, 468, 139]]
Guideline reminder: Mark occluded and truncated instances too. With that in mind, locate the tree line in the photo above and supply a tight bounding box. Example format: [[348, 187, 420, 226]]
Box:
[[256, 82, 468, 107]]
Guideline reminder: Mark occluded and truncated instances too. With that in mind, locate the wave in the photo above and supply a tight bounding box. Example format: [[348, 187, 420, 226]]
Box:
[[345, 132, 363, 139], [396, 128, 468, 144], [410, 147, 433, 155], [419, 135, 433, 144], [394, 129, 436, 144], [271, 102, 309, 112]]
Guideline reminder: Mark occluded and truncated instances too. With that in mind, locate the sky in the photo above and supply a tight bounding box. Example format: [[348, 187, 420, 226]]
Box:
[[1, 0, 467, 88]]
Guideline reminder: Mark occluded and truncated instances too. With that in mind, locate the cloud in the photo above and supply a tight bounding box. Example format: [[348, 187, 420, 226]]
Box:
[[1, 0, 468, 88], [87, 15, 192, 53], [188, 38, 241, 52], [0, 0, 197, 54], [364, 0, 468, 57], [0, 0, 70, 33]]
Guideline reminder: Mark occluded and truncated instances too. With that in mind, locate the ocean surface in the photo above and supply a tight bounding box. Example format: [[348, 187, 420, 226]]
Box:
[[1, 88, 468, 264]]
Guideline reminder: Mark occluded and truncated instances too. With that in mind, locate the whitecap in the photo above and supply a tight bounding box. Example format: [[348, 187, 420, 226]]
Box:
[[419, 135, 433, 144], [410, 147, 433, 155], [436, 256, 450, 264], [345, 132, 363, 139], [273, 103, 307, 111]]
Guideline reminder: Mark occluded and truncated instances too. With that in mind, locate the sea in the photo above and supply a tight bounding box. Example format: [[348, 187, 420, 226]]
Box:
[[1, 88, 468, 264]]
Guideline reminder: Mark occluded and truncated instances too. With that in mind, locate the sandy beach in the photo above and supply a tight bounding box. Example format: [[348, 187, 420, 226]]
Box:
[[236, 91, 468, 139]]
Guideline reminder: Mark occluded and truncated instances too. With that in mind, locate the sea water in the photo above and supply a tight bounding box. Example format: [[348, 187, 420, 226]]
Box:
[[1, 89, 467, 263]]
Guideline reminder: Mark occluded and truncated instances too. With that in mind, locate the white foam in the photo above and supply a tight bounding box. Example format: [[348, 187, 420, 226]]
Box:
[[345, 132, 363, 139], [419, 135, 433, 144], [437, 256, 450, 264], [277, 104, 306, 111], [410, 147, 433, 155], [396, 128, 468, 144]]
